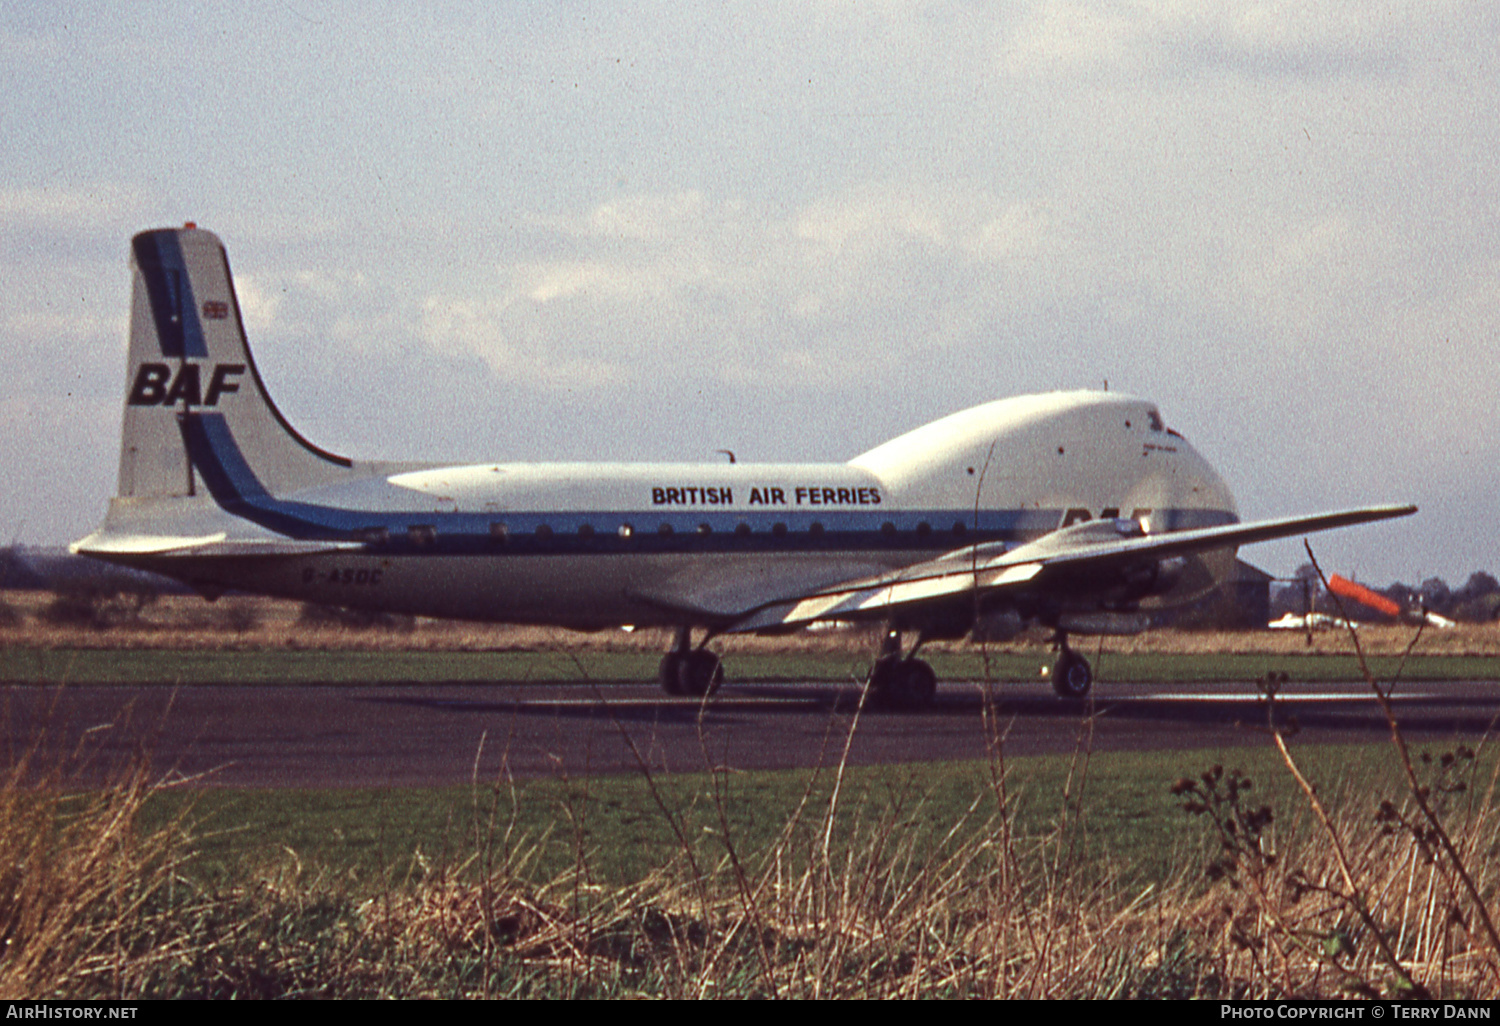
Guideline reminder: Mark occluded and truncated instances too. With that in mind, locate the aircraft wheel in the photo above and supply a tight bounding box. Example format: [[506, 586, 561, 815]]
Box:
[[676, 650, 723, 698], [658, 652, 686, 696], [867, 657, 936, 710], [892, 658, 938, 710], [866, 656, 898, 704], [1051, 649, 1092, 699]]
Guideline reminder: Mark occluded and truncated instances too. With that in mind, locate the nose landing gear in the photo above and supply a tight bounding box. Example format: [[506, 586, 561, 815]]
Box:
[[1049, 636, 1093, 699]]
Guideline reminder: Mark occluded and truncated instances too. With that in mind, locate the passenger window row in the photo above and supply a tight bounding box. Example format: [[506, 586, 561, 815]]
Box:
[[359, 520, 975, 545]]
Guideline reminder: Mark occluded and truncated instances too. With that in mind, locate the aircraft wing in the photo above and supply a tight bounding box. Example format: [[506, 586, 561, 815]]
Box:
[[726, 504, 1416, 633], [629, 556, 903, 621]]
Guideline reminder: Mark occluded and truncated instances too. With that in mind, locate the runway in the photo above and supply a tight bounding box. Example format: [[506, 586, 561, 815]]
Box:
[[6, 679, 1499, 788]]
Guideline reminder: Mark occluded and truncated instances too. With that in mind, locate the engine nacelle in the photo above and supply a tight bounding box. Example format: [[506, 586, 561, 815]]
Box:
[[1058, 610, 1153, 635], [1121, 555, 1187, 598]]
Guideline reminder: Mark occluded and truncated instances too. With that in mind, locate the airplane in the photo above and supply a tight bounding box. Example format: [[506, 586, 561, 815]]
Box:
[[73, 225, 1416, 708]]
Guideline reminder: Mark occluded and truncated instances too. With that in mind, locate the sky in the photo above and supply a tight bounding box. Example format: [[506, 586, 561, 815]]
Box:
[[1, 1, 1495, 586]]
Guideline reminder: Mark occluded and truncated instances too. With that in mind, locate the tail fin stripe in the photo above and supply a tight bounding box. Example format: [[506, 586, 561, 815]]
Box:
[[179, 414, 348, 540], [180, 413, 271, 504], [117, 226, 349, 505], [132, 233, 208, 359]]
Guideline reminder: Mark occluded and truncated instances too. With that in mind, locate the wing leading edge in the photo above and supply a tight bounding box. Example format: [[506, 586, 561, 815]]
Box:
[[725, 504, 1417, 633]]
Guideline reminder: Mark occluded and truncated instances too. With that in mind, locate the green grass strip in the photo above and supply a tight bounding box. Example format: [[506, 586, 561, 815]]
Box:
[[3, 646, 1497, 685], [150, 740, 1480, 895]]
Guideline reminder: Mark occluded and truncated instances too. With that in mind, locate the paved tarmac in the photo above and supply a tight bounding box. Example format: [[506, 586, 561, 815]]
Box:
[[5, 679, 1499, 788]]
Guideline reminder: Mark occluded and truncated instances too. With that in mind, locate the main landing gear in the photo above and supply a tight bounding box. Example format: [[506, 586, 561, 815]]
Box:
[[658, 627, 724, 698], [867, 628, 938, 711], [1049, 635, 1093, 699]]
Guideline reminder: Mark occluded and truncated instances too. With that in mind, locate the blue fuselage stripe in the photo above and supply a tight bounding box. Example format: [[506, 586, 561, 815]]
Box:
[[180, 412, 1238, 556]]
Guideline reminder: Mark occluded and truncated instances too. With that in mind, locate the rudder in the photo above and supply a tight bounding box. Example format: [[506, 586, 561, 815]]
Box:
[[116, 226, 352, 502]]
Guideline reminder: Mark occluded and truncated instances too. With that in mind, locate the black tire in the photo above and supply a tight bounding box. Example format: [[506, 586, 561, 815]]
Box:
[[1051, 650, 1092, 699], [894, 658, 938, 710], [658, 652, 686, 696], [866, 656, 898, 704], [676, 650, 723, 697], [868, 657, 937, 710]]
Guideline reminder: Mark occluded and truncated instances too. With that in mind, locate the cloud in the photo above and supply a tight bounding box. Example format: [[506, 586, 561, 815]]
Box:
[[1000, 1, 1407, 82], [229, 275, 283, 336], [0, 183, 153, 232], [1001, 3, 1151, 79], [2, 0, 1495, 583], [418, 294, 626, 391], [403, 185, 1086, 394], [578, 190, 718, 242]]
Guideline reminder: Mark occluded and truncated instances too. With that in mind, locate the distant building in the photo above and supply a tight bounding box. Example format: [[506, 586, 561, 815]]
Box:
[[1226, 560, 1274, 628]]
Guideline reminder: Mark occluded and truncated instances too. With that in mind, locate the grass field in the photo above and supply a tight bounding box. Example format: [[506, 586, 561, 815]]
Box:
[[5, 590, 1500, 997], [3, 590, 1500, 685], [4, 645, 1499, 686], [10, 721, 1500, 998], [162, 742, 1421, 892]]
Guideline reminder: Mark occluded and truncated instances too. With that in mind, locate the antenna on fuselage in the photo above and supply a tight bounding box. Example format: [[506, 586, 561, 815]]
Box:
[[715, 449, 737, 464]]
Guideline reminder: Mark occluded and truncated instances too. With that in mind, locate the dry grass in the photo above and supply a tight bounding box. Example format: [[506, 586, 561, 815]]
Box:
[[5, 576, 1500, 997], [1165, 557, 1500, 999], [1100, 625, 1500, 658], [0, 590, 884, 653], [1171, 747, 1500, 999], [4, 673, 1498, 998], [0, 741, 193, 998], [7, 589, 1500, 657]]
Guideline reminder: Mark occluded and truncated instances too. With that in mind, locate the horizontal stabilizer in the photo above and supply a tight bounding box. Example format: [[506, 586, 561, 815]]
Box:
[[73, 532, 361, 558]]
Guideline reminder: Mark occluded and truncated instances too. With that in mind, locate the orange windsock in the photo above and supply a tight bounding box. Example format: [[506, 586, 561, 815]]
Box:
[[1327, 574, 1402, 619]]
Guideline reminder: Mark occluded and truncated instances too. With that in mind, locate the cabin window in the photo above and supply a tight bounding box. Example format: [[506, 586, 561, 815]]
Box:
[[356, 526, 390, 545], [808, 522, 825, 538], [734, 522, 751, 537], [578, 524, 595, 539], [952, 521, 967, 537], [916, 521, 932, 538], [772, 522, 788, 537], [408, 524, 437, 547], [658, 523, 674, 536], [535, 524, 553, 539], [488, 523, 508, 544], [618, 524, 634, 539], [880, 522, 897, 538], [697, 523, 712, 536]]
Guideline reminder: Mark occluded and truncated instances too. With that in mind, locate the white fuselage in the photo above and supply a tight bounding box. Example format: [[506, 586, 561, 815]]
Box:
[[105, 391, 1239, 629]]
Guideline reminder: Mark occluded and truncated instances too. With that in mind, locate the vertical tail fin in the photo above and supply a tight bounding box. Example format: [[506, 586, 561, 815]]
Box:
[[117, 226, 351, 501]]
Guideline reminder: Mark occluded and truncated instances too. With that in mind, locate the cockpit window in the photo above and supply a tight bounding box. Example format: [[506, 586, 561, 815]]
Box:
[[1148, 410, 1164, 432]]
